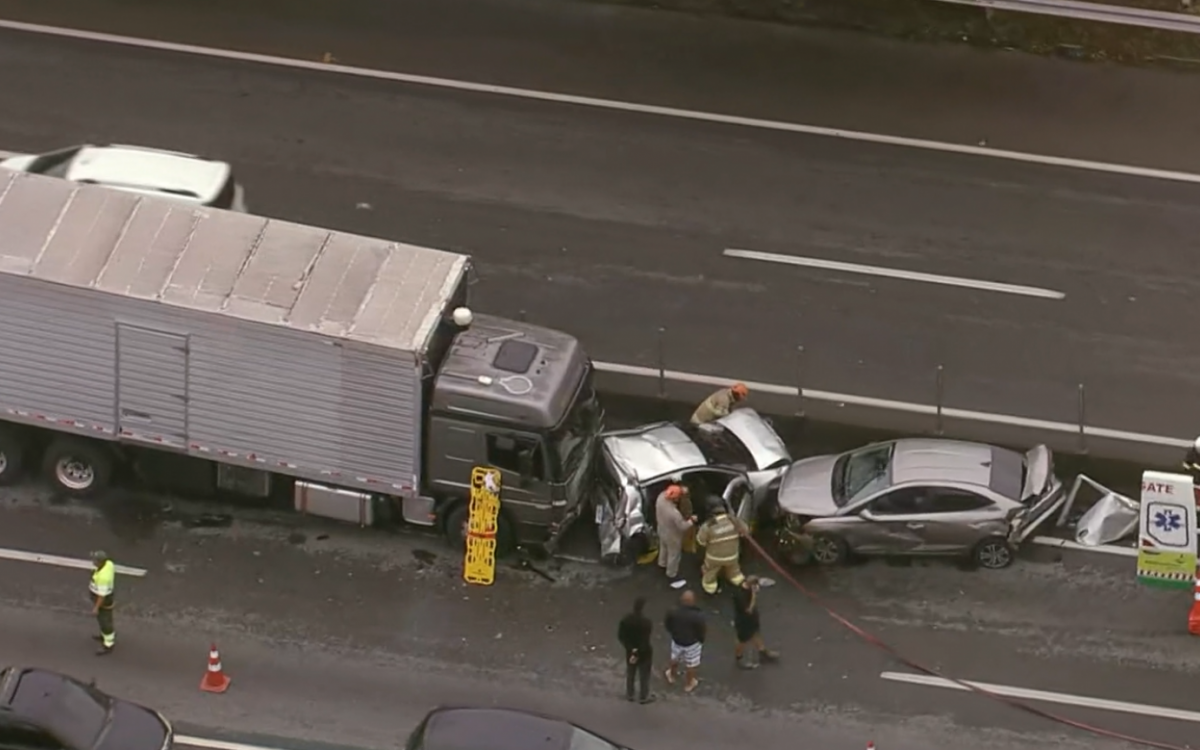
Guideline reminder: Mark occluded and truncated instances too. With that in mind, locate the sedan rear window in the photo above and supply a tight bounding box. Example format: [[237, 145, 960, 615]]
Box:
[[986, 446, 1025, 500], [10, 671, 109, 750]]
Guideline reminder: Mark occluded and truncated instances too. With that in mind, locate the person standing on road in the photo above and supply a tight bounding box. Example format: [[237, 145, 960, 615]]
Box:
[[1184, 436, 1200, 478], [89, 550, 116, 656], [732, 576, 779, 670], [655, 484, 696, 589], [695, 497, 747, 595], [690, 383, 749, 425], [664, 590, 706, 694], [617, 597, 656, 704]]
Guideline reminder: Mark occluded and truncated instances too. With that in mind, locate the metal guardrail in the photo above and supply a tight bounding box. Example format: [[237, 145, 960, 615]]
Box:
[[937, 0, 1200, 34]]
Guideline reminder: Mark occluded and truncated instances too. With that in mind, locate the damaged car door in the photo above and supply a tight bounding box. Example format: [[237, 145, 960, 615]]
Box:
[[851, 488, 930, 555], [899, 487, 1009, 554]]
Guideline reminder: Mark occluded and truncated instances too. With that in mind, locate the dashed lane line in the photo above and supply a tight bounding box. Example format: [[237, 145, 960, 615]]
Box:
[[881, 670, 1200, 723], [0, 546, 148, 576], [2, 19, 1200, 185]]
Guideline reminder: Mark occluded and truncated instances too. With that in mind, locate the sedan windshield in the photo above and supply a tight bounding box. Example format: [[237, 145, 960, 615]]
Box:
[[832, 443, 894, 506], [682, 423, 754, 470], [568, 727, 622, 750], [26, 146, 83, 178], [11, 671, 109, 750]]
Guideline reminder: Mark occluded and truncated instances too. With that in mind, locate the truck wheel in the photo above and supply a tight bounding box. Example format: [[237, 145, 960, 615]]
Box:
[[0, 428, 25, 486], [42, 437, 112, 497], [445, 503, 516, 557]]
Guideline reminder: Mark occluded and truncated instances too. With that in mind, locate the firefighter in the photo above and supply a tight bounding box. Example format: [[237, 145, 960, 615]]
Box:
[[695, 497, 747, 595], [690, 383, 749, 425]]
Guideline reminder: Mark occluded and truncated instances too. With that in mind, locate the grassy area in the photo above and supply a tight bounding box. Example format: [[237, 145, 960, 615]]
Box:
[[595, 0, 1200, 65], [8, 0, 1200, 67]]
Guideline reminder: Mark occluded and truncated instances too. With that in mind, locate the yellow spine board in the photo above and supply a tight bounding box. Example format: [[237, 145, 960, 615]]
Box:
[[463, 467, 502, 585]]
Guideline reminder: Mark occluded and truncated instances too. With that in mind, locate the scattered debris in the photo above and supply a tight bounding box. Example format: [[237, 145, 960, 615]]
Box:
[[412, 549, 438, 566], [182, 513, 233, 529]]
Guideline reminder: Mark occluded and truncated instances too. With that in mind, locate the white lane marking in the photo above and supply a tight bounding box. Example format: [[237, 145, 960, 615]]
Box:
[[0, 547, 148, 577], [880, 671, 1200, 724], [1028, 536, 1138, 557], [176, 737, 288, 750], [2, 20, 1200, 185], [723, 248, 1066, 300], [591, 361, 1191, 449]]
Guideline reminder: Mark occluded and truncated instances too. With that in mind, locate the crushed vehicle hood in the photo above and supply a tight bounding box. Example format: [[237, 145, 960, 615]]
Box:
[[601, 423, 706, 483], [777, 454, 841, 517]]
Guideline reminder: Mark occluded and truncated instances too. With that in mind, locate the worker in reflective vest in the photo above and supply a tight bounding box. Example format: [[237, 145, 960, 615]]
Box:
[[695, 500, 747, 595], [89, 550, 116, 656]]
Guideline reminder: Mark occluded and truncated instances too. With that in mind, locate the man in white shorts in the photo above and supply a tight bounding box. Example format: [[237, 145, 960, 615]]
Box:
[[663, 589, 706, 693]]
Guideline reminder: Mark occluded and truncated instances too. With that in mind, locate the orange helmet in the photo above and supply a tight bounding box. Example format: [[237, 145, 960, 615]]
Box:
[[665, 484, 683, 501], [731, 382, 749, 399]]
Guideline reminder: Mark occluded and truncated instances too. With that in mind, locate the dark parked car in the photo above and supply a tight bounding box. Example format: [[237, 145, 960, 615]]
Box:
[[405, 707, 630, 750], [0, 667, 173, 750]]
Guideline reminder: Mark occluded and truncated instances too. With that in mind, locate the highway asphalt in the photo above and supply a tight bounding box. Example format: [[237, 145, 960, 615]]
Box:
[[2, 0, 1200, 443], [0, 486, 1195, 750]]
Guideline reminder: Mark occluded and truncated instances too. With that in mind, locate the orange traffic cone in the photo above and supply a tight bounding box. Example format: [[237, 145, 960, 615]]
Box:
[[200, 644, 231, 693], [1189, 568, 1200, 636]]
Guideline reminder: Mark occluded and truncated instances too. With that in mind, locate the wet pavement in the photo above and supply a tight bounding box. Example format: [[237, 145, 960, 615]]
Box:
[[0, 475, 1195, 750], [3, 7, 1200, 442]]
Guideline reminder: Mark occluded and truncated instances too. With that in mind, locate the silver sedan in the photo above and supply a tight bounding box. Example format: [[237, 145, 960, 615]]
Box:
[[769, 438, 1065, 569]]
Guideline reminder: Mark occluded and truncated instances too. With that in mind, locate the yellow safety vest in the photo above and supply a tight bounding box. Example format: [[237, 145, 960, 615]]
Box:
[[90, 561, 115, 606]]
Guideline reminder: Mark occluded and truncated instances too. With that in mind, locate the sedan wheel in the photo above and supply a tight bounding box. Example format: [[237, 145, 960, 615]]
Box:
[[973, 537, 1014, 570], [810, 534, 848, 566]]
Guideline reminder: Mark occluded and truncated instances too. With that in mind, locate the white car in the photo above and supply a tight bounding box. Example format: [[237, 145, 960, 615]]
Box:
[[0, 144, 247, 212]]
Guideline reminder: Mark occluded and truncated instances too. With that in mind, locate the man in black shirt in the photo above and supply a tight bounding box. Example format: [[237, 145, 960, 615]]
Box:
[[732, 576, 779, 669], [617, 597, 656, 703], [664, 589, 706, 693]]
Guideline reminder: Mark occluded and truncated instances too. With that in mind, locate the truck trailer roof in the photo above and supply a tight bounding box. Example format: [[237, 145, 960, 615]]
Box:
[[0, 169, 468, 354]]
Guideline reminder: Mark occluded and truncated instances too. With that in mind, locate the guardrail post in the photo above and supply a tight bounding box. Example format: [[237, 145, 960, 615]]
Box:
[[795, 345, 806, 419], [656, 326, 667, 400], [935, 365, 945, 436], [1077, 383, 1088, 455]]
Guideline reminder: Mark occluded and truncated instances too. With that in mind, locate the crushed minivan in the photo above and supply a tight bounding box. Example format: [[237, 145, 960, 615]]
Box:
[[593, 408, 791, 563]]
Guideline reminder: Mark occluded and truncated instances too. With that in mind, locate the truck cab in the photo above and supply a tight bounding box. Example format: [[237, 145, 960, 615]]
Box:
[[423, 314, 603, 553]]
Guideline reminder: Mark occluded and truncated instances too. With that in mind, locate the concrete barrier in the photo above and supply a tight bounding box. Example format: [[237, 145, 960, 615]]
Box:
[[593, 361, 1184, 469]]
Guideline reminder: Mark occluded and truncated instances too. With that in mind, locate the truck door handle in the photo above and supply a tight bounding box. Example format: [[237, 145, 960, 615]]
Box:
[[906, 523, 925, 530]]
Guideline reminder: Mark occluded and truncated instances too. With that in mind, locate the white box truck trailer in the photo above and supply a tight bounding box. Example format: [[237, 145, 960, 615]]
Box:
[[0, 170, 604, 554]]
